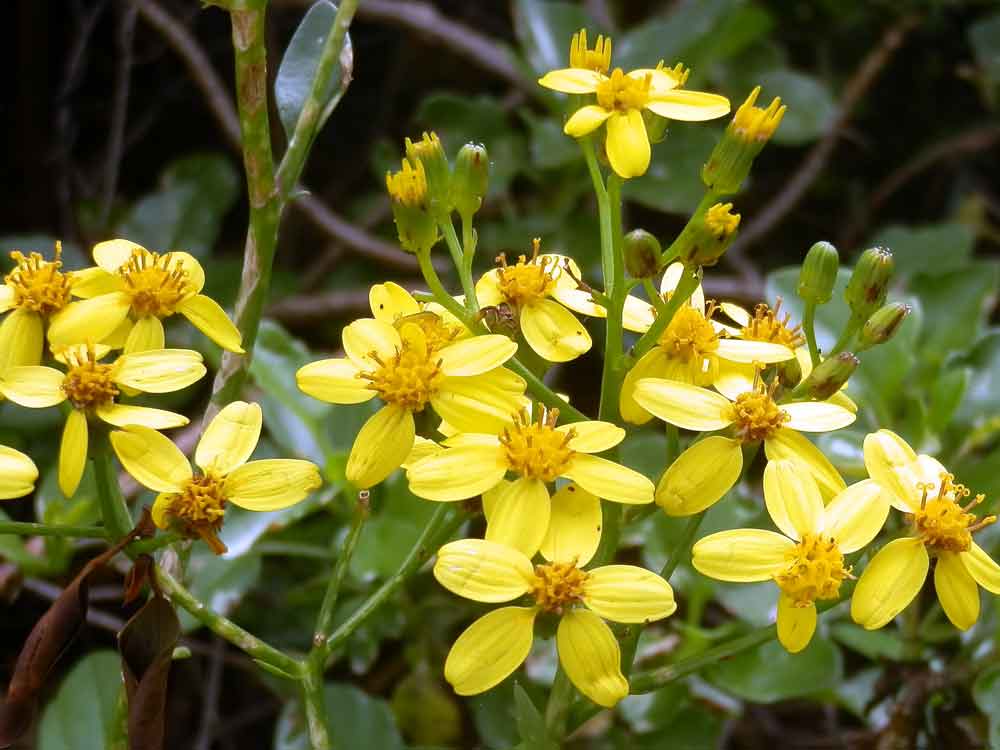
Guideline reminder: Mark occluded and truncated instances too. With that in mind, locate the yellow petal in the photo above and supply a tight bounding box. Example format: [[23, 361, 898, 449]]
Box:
[[622, 295, 654, 333], [101, 317, 133, 350], [109, 425, 192, 492], [196, 401, 262, 474], [862, 429, 920, 512], [782, 401, 856, 432], [962, 543, 1000, 594], [0, 309, 44, 369], [714, 361, 757, 401], [296, 358, 375, 404], [619, 348, 668, 425], [520, 299, 591, 363], [432, 378, 526, 433], [92, 239, 144, 272], [556, 609, 629, 708], [692, 529, 795, 582], [763, 460, 823, 541], [177, 295, 245, 353], [123, 315, 165, 354], [68, 267, 122, 299], [656, 436, 742, 516], [433, 538, 534, 602], [564, 104, 613, 137], [632, 378, 732, 431], [822, 479, 890, 553], [605, 110, 650, 179], [342, 318, 400, 368], [0, 285, 14, 314], [777, 594, 816, 654], [851, 537, 928, 630], [539, 68, 605, 93], [551, 287, 607, 320], [346, 405, 414, 489], [59, 409, 89, 498], [47, 292, 132, 347], [151, 493, 173, 529], [646, 90, 731, 121], [438, 335, 517, 376], [474, 269, 504, 307], [541, 483, 602, 568], [444, 607, 536, 695], [557, 421, 624, 453], [716, 338, 794, 364], [96, 403, 189, 429], [225, 459, 322, 511], [719, 302, 751, 327], [659, 262, 705, 313], [563, 454, 653, 505], [0, 445, 38, 500], [934, 551, 980, 630], [164, 252, 206, 295], [0, 366, 66, 408], [406, 444, 508, 501], [583, 565, 676, 623], [113, 348, 206, 393], [629, 67, 682, 94], [765, 429, 846, 501], [484, 477, 550, 558], [369, 282, 419, 323]]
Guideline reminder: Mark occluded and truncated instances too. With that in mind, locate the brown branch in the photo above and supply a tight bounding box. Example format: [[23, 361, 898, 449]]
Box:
[[267, 283, 411, 324]]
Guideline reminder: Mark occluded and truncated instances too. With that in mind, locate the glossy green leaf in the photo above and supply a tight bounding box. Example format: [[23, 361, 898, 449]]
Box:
[[274, 682, 406, 750], [705, 636, 843, 702], [38, 651, 120, 750], [756, 70, 836, 145]]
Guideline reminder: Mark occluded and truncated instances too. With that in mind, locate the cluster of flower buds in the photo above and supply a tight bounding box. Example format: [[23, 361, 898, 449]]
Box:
[[702, 86, 786, 195]]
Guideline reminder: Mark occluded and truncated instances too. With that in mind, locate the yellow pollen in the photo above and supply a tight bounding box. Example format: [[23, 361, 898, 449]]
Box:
[[385, 158, 429, 209], [569, 28, 611, 73], [165, 473, 228, 555], [732, 86, 786, 142], [61, 347, 119, 409], [495, 239, 558, 306], [775, 533, 851, 606], [704, 203, 741, 238], [911, 473, 996, 553], [5, 242, 72, 316], [657, 304, 719, 366], [740, 298, 805, 348], [596, 68, 651, 112], [361, 340, 443, 412], [531, 560, 588, 613], [728, 377, 788, 443], [119, 249, 194, 318], [499, 408, 575, 482]]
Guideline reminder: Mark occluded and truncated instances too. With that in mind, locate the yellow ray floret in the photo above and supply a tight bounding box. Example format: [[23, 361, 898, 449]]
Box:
[[0, 445, 39, 500]]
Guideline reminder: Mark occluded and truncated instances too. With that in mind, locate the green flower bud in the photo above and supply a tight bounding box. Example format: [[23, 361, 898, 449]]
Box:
[[857, 302, 911, 351], [676, 203, 741, 267], [702, 86, 786, 195], [776, 355, 803, 390], [385, 158, 439, 254], [798, 241, 839, 305], [623, 229, 662, 279], [404, 131, 452, 214], [845, 246, 894, 321], [800, 352, 859, 400], [451, 142, 489, 219]]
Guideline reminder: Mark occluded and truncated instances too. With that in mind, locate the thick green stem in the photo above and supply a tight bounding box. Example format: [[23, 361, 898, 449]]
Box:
[[440, 218, 478, 312], [642, 278, 668, 316], [597, 175, 627, 424], [300, 668, 332, 750], [829, 316, 862, 357], [802, 300, 821, 366]]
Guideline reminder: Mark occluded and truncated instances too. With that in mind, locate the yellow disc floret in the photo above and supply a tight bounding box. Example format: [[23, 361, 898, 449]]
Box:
[[163, 473, 229, 555], [569, 28, 611, 74], [775, 533, 851, 606], [657, 304, 720, 370], [61, 347, 119, 409], [496, 239, 558, 307], [704, 203, 741, 239], [531, 560, 588, 613], [741, 299, 805, 348], [119, 248, 195, 318], [361, 332, 443, 412], [912, 473, 996, 553], [5, 242, 72, 316], [728, 378, 789, 443], [732, 86, 786, 143], [499, 408, 575, 482], [596, 68, 651, 112], [385, 158, 429, 209]]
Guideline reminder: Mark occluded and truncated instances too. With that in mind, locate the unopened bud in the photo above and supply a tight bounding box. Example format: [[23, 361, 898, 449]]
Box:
[[623, 229, 662, 278], [451, 143, 489, 219], [798, 241, 839, 305], [776, 355, 803, 390], [857, 302, 911, 351], [676, 203, 740, 267], [386, 157, 438, 254], [702, 86, 786, 195], [845, 247, 894, 321], [404, 131, 451, 214], [800, 352, 859, 400]]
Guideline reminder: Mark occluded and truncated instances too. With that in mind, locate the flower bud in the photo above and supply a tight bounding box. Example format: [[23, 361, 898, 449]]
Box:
[[385, 158, 439, 254], [623, 229, 662, 279], [798, 241, 839, 305], [845, 246, 894, 321], [676, 203, 740, 267], [702, 86, 785, 195], [404, 131, 452, 214], [857, 302, 911, 351], [451, 143, 489, 219], [799, 352, 859, 400]]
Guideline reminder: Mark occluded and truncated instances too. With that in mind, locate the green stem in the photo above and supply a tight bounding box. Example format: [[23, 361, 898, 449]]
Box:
[[300, 667, 332, 750], [828, 317, 861, 357], [440, 218, 478, 312], [630, 266, 701, 362], [543, 666, 574, 739], [642, 278, 668, 316], [597, 175, 627, 424], [92, 434, 133, 540], [802, 300, 821, 366], [506, 358, 588, 424], [0, 521, 106, 539], [460, 211, 478, 304], [902, 593, 922, 661]]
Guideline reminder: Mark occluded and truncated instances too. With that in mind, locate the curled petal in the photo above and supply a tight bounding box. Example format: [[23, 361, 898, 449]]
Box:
[[0, 366, 66, 408], [225, 459, 322, 511], [656, 436, 742, 516], [934, 552, 980, 631], [346, 405, 414, 489], [109, 425, 192, 493], [851, 538, 928, 630], [433, 538, 534, 602], [484, 477, 551, 559], [583, 565, 676, 624], [444, 607, 536, 696], [962, 544, 1000, 594], [563, 454, 653, 505], [123, 316, 165, 354], [763, 460, 824, 541], [605, 110, 650, 179], [645, 90, 731, 121], [564, 105, 613, 138], [0, 445, 38, 500], [557, 610, 629, 708], [59, 410, 89, 498], [520, 299, 592, 362], [765, 429, 846, 501], [177, 295, 244, 353], [692, 529, 795, 582], [822, 480, 890, 553], [196, 401, 262, 475], [540, 483, 602, 568], [777, 594, 816, 654]]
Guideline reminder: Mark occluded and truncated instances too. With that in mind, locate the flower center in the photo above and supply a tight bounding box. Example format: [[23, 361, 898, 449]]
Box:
[[740, 299, 804, 348], [393, 311, 461, 352], [61, 348, 119, 409], [596, 68, 650, 111], [531, 560, 588, 613], [119, 249, 194, 318], [657, 304, 719, 365], [911, 473, 995, 553], [775, 533, 851, 606], [360, 335, 443, 412], [569, 28, 611, 74], [166, 473, 229, 555], [728, 379, 788, 443], [5, 242, 72, 317], [499, 408, 575, 482], [495, 239, 558, 306], [385, 157, 428, 209]]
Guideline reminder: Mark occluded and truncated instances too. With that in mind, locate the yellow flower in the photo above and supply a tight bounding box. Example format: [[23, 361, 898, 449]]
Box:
[[48, 239, 243, 355], [620, 263, 796, 424], [110, 401, 321, 555], [851, 430, 1000, 631], [693, 461, 888, 652], [367, 281, 466, 345], [568, 28, 612, 74], [296, 297, 525, 489], [538, 48, 730, 178], [0, 242, 77, 371], [0, 344, 205, 497], [633, 374, 854, 515], [476, 239, 600, 362], [0, 444, 39, 500], [406, 407, 654, 557], [434, 537, 675, 706]]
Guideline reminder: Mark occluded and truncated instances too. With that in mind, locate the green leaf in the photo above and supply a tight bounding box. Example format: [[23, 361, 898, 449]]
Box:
[[830, 622, 904, 661], [973, 665, 1000, 749], [513, 683, 558, 750], [521, 110, 579, 170], [274, 683, 406, 750], [929, 366, 970, 434], [870, 222, 975, 278], [756, 70, 836, 145], [624, 125, 720, 215], [275, 0, 353, 142], [38, 651, 121, 750], [910, 262, 999, 364], [950, 330, 1000, 428], [177, 545, 262, 632], [512, 0, 592, 76]]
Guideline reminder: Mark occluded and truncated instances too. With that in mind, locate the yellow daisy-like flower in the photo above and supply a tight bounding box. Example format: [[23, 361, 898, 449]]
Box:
[[406, 407, 654, 558], [538, 49, 730, 178], [694, 461, 889, 653], [434, 536, 675, 706], [110, 401, 321, 555], [367, 281, 467, 346], [476, 239, 600, 363], [48, 239, 243, 355], [851, 430, 1000, 631], [0, 344, 205, 497], [633, 374, 854, 515], [620, 263, 796, 425], [0, 445, 39, 500], [0, 242, 77, 371], [296, 307, 525, 489]]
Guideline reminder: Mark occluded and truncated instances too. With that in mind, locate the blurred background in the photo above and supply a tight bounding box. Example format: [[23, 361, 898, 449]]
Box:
[[2, 0, 1000, 748]]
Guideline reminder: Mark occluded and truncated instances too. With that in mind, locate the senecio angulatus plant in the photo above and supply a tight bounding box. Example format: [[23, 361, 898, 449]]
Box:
[[0, 12, 997, 750]]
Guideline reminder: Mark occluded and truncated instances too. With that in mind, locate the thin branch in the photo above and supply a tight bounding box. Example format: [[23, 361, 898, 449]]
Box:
[[98, 2, 138, 228]]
